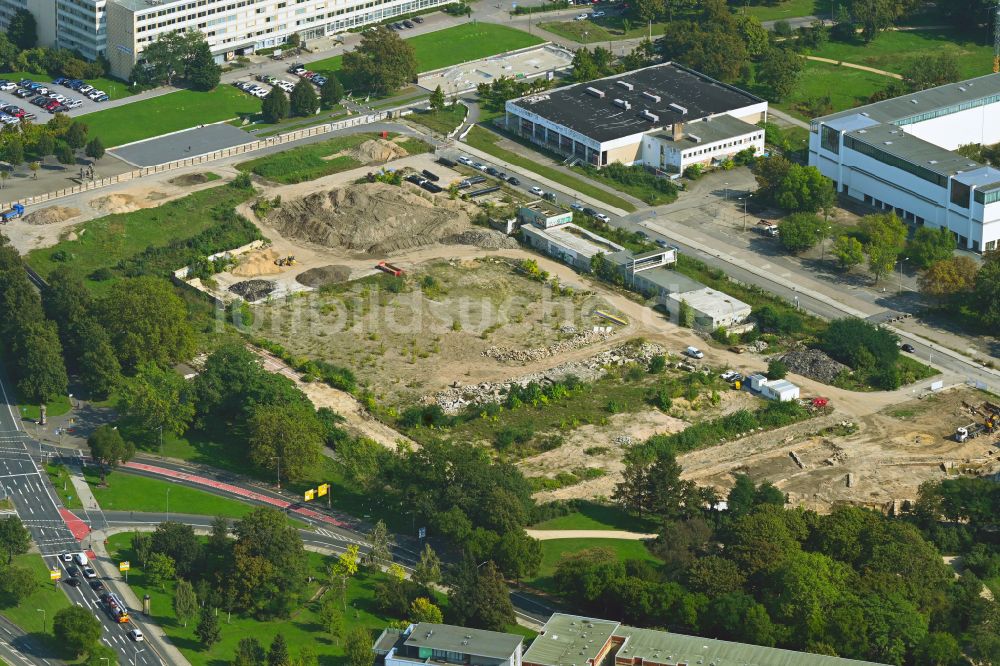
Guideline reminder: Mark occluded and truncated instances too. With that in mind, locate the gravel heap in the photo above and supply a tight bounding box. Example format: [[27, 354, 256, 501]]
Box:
[[228, 279, 275, 302], [441, 229, 520, 250], [434, 342, 664, 413], [779, 347, 849, 384], [484, 328, 617, 364]]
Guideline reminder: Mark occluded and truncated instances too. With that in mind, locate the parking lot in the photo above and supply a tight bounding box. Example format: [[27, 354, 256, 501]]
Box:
[[232, 63, 329, 101], [0, 76, 114, 122], [417, 44, 574, 96]]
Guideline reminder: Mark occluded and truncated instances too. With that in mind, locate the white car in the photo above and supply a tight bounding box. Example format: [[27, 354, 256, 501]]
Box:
[[684, 346, 704, 359], [530, 186, 544, 196], [575, 13, 588, 20], [60, 553, 73, 563], [128, 629, 144, 642], [0, 82, 16, 91], [594, 213, 611, 223], [79, 85, 93, 93], [65, 99, 83, 108], [457, 156, 474, 166]]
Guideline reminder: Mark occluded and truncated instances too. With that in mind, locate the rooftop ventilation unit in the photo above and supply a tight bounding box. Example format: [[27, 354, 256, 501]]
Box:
[[688, 133, 702, 143], [928, 160, 938, 164], [613, 98, 631, 110], [585, 87, 605, 98], [642, 109, 659, 123], [616, 80, 634, 91], [641, 91, 661, 103], [668, 102, 688, 115], [884, 141, 893, 145]]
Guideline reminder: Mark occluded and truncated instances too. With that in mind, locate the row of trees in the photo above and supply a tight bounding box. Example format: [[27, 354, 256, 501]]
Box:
[[260, 78, 337, 123], [1, 10, 109, 82], [918, 250, 1000, 329], [0, 114, 105, 174]]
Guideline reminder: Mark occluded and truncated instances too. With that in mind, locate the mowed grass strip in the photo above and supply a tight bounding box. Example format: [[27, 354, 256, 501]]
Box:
[[86, 469, 265, 519], [308, 23, 544, 74], [406, 105, 468, 134], [743, 0, 830, 21], [83, 86, 260, 147], [525, 538, 659, 593], [26, 184, 249, 281], [464, 126, 636, 212], [532, 501, 658, 533]]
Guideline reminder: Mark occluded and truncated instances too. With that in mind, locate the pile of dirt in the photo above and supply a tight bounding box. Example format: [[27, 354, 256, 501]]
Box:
[[231, 248, 285, 277], [441, 229, 520, 250], [342, 139, 409, 163], [267, 182, 472, 255], [169, 173, 214, 186], [229, 279, 275, 301], [779, 347, 849, 384], [296, 265, 352, 288], [21, 206, 80, 225], [89, 193, 154, 214]]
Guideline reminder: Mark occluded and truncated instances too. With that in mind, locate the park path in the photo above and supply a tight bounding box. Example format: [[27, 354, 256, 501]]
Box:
[[801, 55, 903, 79], [526, 529, 656, 540]]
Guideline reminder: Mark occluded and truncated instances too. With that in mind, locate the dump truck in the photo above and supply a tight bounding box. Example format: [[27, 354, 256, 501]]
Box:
[[0, 203, 24, 223], [756, 219, 779, 237], [956, 423, 988, 442], [377, 261, 404, 277]]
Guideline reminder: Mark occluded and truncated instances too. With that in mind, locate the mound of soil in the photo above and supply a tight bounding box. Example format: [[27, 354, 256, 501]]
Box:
[[267, 182, 471, 254], [229, 279, 274, 301], [89, 193, 148, 214], [441, 229, 520, 250], [231, 248, 285, 277], [169, 173, 214, 186], [345, 138, 409, 163], [779, 347, 850, 384], [296, 265, 352, 288], [22, 206, 80, 225]]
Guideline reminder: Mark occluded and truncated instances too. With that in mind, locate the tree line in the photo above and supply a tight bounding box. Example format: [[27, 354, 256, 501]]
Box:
[[0, 113, 105, 181]]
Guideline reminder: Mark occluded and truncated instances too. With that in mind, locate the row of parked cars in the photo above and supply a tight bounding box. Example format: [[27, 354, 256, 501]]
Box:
[[286, 63, 329, 88], [51, 76, 111, 102], [455, 155, 522, 186], [386, 15, 422, 30]]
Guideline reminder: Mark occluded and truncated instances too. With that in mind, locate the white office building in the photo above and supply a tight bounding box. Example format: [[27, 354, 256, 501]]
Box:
[[0, 0, 100, 58], [107, 0, 449, 79], [810, 73, 1000, 252]]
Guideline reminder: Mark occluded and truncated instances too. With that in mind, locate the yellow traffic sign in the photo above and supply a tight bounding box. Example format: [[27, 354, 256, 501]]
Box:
[[317, 483, 329, 497], [304, 489, 315, 501], [119, 561, 130, 572], [49, 569, 61, 580]]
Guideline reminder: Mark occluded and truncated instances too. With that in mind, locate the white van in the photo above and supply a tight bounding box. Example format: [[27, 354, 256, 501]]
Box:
[[73, 552, 89, 566], [684, 346, 704, 359]]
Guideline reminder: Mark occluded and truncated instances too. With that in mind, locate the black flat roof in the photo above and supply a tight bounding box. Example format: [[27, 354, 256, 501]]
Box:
[[507, 62, 764, 144]]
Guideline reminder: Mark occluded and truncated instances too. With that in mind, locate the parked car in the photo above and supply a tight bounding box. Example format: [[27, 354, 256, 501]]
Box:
[[582, 206, 597, 217], [82, 566, 98, 579], [590, 10, 606, 17], [684, 346, 704, 359], [457, 156, 474, 166], [575, 13, 589, 19], [79, 84, 94, 93], [472, 162, 486, 171], [570, 202, 584, 211], [543, 191, 557, 202], [89, 580, 105, 591], [506, 176, 520, 186], [403, 20, 414, 27], [485, 166, 500, 177], [413, 15, 423, 22], [0, 82, 15, 91], [95, 94, 109, 102], [655, 238, 668, 248], [64, 577, 81, 587], [530, 185, 544, 196], [594, 212, 611, 223], [15, 88, 33, 98]]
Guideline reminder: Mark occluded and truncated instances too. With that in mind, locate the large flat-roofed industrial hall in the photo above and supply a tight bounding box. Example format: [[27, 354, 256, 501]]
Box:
[[503, 62, 768, 171], [809, 73, 1000, 253]]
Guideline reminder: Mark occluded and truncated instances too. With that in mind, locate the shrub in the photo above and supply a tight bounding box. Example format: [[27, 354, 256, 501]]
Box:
[[683, 164, 703, 180], [767, 358, 788, 380]]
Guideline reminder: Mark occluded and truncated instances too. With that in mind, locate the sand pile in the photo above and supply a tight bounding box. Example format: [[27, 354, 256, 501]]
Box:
[[267, 182, 471, 254], [22, 206, 80, 225], [89, 193, 152, 214], [344, 139, 409, 163], [296, 265, 352, 288], [442, 229, 519, 250], [232, 248, 286, 277]]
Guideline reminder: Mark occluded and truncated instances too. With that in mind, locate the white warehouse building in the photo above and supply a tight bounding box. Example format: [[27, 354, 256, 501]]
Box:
[[809, 73, 1000, 252], [504, 62, 767, 171], [106, 0, 450, 79]]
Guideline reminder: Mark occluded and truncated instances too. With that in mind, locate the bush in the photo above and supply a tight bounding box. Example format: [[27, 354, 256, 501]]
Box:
[[767, 359, 788, 380], [640, 400, 810, 454], [683, 164, 703, 180], [773, 20, 793, 37], [648, 355, 667, 374]]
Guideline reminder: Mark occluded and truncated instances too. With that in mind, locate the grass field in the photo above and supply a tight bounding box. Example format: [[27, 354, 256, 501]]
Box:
[[26, 184, 250, 284], [106, 533, 398, 666], [538, 18, 668, 43], [46, 463, 82, 509], [82, 87, 259, 147], [405, 105, 468, 135], [525, 538, 659, 593], [772, 60, 889, 120], [464, 126, 636, 212], [744, 0, 831, 22], [532, 501, 657, 532], [0, 553, 74, 659], [807, 29, 994, 80], [308, 23, 543, 75], [0, 71, 134, 100]]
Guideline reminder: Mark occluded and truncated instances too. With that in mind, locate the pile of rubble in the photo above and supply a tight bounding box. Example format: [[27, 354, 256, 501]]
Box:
[[779, 347, 849, 384], [441, 229, 520, 250], [484, 328, 617, 364], [229, 279, 275, 302], [745, 339, 769, 353], [435, 342, 664, 413]]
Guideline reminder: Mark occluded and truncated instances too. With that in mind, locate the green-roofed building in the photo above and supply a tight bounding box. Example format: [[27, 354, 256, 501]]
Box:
[[522, 613, 888, 666], [375, 623, 525, 666]]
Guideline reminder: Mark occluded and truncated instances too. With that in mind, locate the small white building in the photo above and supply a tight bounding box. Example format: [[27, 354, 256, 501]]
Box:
[[748, 375, 800, 402], [665, 287, 752, 330]]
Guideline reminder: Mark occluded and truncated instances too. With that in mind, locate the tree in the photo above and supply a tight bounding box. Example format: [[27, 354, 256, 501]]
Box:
[[860, 212, 906, 282], [174, 578, 198, 627], [52, 606, 101, 658], [12, 320, 67, 412], [268, 633, 290, 666], [84, 137, 105, 161], [231, 508, 308, 617], [778, 213, 826, 253], [494, 530, 542, 582], [756, 47, 803, 101], [410, 597, 444, 624], [234, 637, 267, 666], [614, 446, 701, 520], [365, 519, 394, 570], [906, 226, 954, 269], [319, 596, 345, 644], [0, 564, 37, 606], [151, 521, 202, 577], [320, 75, 344, 109], [0, 516, 31, 564], [657, 23, 748, 83], [28, 161, 39, 178], [330, 544, 360, 609], [832, 235, 865, 270], [247, 402, 323, 483], [85, 644, 118, 666], [413, 543, 442, 589], [902, 52, 960, 92], [2, 136, 23, 166], [146, 551, 176, 589], [262, 87, 290, 123], [767, 358, 788, 380], [289, 78, 318, 117], [677, 298, 694, 327], [55, 141, 75, 165], [341, 27, 418, 95], [188, 40, 221, 90], [87, 425, 135, 483], [914, 632, 962, 666], [196, 606, 222, 648], [66, 121, 88, 150], [446, 560, 514, 631], [849, 0, 900, 41], [118, 363, 195, 437], [774, 165, 835, 214], [735, 13, 769, 56], [74, 318, 121, 398], [6, 8, 37, 50], [132, 531, 152, 567], [344, 628, 373, 666], [35, 132, 55, 158], [973, 253, 1000, 327], [429, 85, 445, 112]]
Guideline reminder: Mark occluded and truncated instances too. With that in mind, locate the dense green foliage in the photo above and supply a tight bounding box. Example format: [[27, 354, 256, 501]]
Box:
[[819, 318, 901, 389], [341, 26, 417, 95]]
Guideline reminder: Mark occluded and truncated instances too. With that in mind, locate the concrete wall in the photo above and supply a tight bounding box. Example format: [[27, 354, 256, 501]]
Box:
[[106, 0, 135, 80]]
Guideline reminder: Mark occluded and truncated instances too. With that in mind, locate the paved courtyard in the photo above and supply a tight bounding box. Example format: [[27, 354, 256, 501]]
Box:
[[110, 123, 254, 167], [417, 44, 574, 96]]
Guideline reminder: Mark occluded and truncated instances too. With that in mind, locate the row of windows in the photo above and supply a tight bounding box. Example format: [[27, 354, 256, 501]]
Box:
[[137, 0, 401, 32], [844, 136, 948, 188], [895, 94, 1000, 127], [138, 0, 253, 24], [682, 133, 761, 157], [974, 189, 1000, 205]]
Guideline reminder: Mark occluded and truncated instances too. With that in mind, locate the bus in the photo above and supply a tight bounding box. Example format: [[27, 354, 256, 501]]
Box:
[[105, 593, 130, 623]]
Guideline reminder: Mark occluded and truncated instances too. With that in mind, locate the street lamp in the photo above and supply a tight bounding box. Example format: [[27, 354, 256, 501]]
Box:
[[165, 487, 171, 522], [133, 647, 145, 666], [36, 608, 45, 633], [820, 224, 832, 261], [897, 256, 909, 294], [738, 194, 752, 231]]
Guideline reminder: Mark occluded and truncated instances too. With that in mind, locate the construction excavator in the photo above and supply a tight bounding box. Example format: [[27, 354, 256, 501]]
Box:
[[274, 255, 297, 267]]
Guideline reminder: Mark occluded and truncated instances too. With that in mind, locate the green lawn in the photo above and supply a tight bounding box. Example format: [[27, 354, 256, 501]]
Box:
[[807, 29, 994, 79], [308, 23, 543, 75], [539, 17, 668, 43], [0, 553, 74, 659], [774, 60, 889, 120], [107, 533, 399, 666], [406, 105, 468, 135], [0, 71, 134, 100], [46, 463, 82, 509], [464, 126, 636, 212], [743, 0, 831, 22], [525, 538, 659, 593], [83, 87, 259, 147], [532, 501, 657, 532], [16, 394, 71, 421], [26, 184, 250, 284]]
